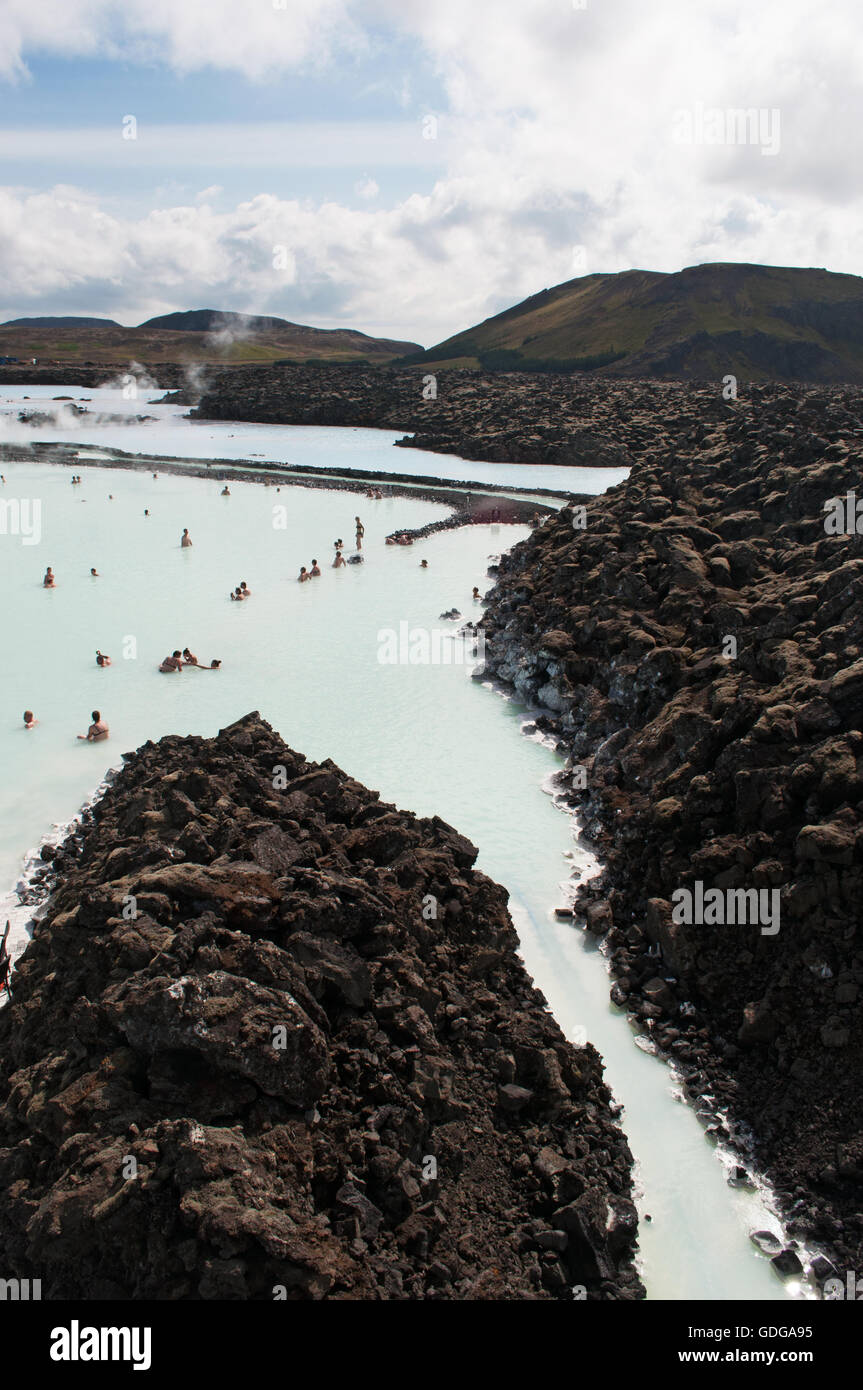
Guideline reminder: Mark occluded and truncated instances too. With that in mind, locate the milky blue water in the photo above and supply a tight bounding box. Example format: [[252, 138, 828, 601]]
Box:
[[0, 383, 630, 495], [0, 398, 807, 1301]]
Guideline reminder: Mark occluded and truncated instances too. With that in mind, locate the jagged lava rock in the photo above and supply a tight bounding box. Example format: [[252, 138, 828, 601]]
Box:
[[0, 713, 641, 1301], [478, 379, 863, 1274]]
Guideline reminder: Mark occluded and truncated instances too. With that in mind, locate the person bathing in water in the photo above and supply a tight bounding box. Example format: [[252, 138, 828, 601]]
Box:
[[181, 529, 193, 547], [310, 559, 321, 577], [159, 650, 184, 672], [96, 650, 111, 667], [23, 710, 37, 729], [181, 648, 220, 668], [43, 567, 56, 588], [298, 566, 309, 582], [240, 581, 251, 597], [355, 517, 364, 549], [78, 710, 109, 741], [90, 567, 99, 577], [333, 550, 346, 568]]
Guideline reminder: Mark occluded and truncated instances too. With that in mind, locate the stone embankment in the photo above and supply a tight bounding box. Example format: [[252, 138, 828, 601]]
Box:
[[190, 364, 686, 468], [3, 360, 746, 477], [0, 364, 187, 390], [0, 714, 641, 1300]]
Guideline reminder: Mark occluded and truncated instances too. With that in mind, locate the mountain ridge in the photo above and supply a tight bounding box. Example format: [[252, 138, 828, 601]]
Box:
[[0, 309, 421, 365], [408, 263, 863, 383]]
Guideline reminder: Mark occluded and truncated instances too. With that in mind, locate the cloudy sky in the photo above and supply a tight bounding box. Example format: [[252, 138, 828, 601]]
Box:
[[0, 0, 860, 346]]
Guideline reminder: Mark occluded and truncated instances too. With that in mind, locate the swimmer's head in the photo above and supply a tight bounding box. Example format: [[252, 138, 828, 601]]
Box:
[[23, 710, 33, 724], [92, 710, 100, 722]]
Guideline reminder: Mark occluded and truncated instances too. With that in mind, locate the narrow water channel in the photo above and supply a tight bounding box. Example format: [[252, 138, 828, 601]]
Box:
[[0, 427, 804, 1301]]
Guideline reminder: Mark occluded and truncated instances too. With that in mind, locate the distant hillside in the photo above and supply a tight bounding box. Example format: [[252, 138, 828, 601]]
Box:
[[0, 308, 421, 366], [139, 309, 310, 334], [409, 263, 863, 383], [2, 316, 122, 328]]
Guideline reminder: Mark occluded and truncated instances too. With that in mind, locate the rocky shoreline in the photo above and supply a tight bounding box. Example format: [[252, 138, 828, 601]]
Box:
[[0, 714, 642, 1301], [0, 364, 188, 390], [478, 380, 863, 1286], [3, 360, 730, 474], [189, 364, 673, 469]]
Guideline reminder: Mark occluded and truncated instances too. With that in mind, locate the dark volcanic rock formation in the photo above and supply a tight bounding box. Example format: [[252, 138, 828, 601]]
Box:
[[0, 364, 187, 390], [1, 360, 794, 476], [190, 362, 730, 468], [478, 380, 863, 1278], [0, 714, 640, 1301]]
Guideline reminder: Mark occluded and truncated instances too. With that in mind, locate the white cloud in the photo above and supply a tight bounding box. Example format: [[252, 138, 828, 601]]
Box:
[[1, 0, 862, 340], [0, 0, 362, 81], [2, 171, 861, 347], [0, 122, 449, 168]]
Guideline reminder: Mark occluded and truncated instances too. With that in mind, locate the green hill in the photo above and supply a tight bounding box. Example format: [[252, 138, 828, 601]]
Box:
[[2, 316, 122, 329], [0, 309, 421, 366], [409, 263, 863, 382]]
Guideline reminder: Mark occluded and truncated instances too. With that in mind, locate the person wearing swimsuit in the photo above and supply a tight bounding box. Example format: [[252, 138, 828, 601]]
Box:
[[78, 710, 109, 741]]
